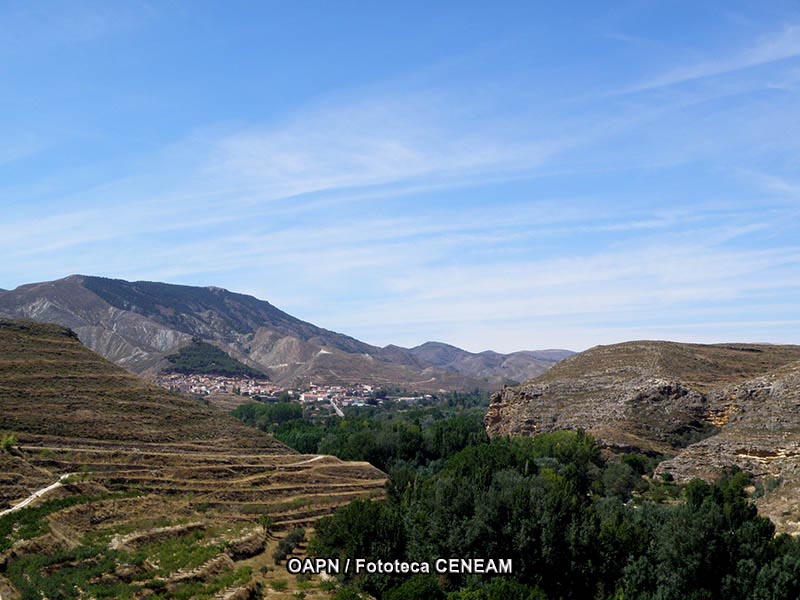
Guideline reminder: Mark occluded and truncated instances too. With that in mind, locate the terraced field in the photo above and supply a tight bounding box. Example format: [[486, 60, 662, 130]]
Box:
[[11, 443, 384, 527], [0, 320, 385, 599]]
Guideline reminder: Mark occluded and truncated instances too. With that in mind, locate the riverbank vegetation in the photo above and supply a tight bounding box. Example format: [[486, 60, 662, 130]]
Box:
[[232, 399, 800, 599], [312, 432, 800, 599]]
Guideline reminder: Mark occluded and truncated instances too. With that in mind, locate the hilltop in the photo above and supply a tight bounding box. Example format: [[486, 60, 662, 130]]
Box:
[[0, 275, 572, 391], [0, 320, 282, 450], [163, 338, 267, 378], [485, 340, 800, 532], [0, 319, 385, 598], [396, 341, 573, 383]]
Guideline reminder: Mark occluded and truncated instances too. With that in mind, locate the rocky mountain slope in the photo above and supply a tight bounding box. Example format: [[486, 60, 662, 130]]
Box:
[[395, 341, 573, 384], [654, 361, 800, 534], [485, 340, 800, 532], [0, 318, 385, 597], [0, 275, 571, 391]]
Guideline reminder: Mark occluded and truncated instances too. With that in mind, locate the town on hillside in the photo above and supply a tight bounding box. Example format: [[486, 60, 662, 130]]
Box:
[[150, 372, 431, 413]]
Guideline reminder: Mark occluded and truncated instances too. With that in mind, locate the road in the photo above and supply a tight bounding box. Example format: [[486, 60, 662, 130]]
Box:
[[329, 398, 345, 418], [0, 473, 75, 518]]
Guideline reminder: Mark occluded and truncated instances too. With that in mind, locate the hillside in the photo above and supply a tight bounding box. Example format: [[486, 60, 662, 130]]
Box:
[[0, 320, 279, 448], [654, 361, 800, 534], [164, 338, 267, 378], [485, 340, 800, 532], [0, 275, 572, 391], [0, 319, 385, 598]]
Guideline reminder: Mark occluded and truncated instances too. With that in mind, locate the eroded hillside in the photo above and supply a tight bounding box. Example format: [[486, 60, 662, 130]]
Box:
[[654, 360, 800, 534], [0, 275, 570, 391], [485, 340, 800, 532], [0, 319, 385, 599]]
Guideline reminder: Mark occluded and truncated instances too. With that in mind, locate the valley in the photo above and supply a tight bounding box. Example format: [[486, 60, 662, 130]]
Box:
[[6, 4, 798, 597], [4, 304, 800, 598], [4, 317, 800, 599]]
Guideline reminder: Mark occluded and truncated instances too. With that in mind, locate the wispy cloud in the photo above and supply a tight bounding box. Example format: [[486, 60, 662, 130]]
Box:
[[203, 91, 570, 205], [0, 136, 48, 166], [1, 86, 579, 261], [0, 2, 151, 54], [11, 195, 793, 352], [3, 7, 800, 352], [743, 171, 800, 197], [617, 24, 800, 94]]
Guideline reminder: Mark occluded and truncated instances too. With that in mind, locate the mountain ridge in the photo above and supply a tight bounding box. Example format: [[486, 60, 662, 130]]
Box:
[[0, 275, 572, 391]]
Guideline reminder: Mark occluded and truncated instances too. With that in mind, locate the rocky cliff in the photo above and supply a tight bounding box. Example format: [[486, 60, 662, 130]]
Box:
[[485, 340, 800, 531], [654, 361, 800, 533]]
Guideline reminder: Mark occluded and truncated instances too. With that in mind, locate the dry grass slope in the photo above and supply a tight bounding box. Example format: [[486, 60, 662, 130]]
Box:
[[0, 319, 385, 599], [535, 341, 800, 390]]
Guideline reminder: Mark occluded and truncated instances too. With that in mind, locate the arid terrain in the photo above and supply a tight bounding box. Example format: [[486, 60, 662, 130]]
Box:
[[486, 340, 800, 532], [0, 275, 572, 391], [0, 319, 385, 599]]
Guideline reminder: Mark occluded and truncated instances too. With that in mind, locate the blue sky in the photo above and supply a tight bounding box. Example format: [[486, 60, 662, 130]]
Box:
[[2, 1, 800, 352]]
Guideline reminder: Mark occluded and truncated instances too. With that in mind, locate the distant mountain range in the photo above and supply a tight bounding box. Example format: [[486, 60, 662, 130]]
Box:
[[0, 275, 572, 391]]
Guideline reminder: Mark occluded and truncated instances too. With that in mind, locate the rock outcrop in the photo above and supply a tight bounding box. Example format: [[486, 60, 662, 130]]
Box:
[[655, 362, 800, 533], [486, 341, 800, 532]]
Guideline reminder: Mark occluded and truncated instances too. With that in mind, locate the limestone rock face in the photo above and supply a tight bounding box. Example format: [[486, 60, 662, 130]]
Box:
[[486, 341, 800, 532], [487, 376, 710, 454], [654, 363, 800, 533]]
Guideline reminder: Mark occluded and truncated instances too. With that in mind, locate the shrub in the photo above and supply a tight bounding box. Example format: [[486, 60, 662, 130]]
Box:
[[273, 528, 306, 564], [331, 586, 366, 600], [1, 433, 16, 453], [270, 579, 288, 591], [259, 514, 274, 534]]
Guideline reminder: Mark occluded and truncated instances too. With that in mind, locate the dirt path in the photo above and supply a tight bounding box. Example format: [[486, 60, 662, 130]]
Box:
[[0, 473, 74, 517], [284, 455, 326, 467]]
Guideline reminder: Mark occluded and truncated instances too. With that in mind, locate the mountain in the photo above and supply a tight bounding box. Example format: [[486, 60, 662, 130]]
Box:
[[0, 275, 572, 391], [403, 341, 573, 383], [0, 318, 385, 597], [485, 340, 800, 532], [0, 319, 283, 452]]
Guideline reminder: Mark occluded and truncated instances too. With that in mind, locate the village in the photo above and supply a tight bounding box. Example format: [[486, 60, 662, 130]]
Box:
[[151, 372, 281, 398], [150, 372, 431, 412]]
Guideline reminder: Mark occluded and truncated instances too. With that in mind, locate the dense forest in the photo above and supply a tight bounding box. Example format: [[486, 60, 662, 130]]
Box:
[[232, 394, 489, 476], [232, 399, 800, 600]]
